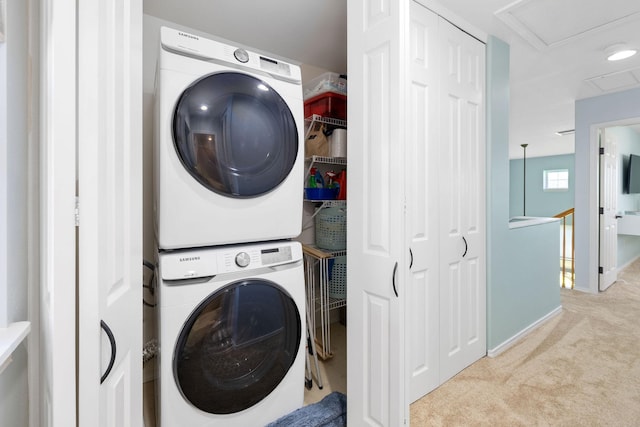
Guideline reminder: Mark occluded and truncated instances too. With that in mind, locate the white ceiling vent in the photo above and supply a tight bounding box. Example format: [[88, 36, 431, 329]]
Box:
[[495, 0, 640, 50], [585, 67, 640, 93]]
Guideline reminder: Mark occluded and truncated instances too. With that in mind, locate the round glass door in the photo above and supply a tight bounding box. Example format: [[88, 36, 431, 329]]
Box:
[[174, 279, 301, 414], [173, 72, 299, 198]]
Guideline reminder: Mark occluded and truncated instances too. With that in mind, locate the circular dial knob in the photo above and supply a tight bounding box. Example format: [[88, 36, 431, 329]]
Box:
[[235, 252, 251, 268], [234, 48, 249, 63]]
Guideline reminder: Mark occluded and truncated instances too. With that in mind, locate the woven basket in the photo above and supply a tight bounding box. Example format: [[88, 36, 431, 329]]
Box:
[[329, 256, 347, 299], [315, 207, 346, 250]]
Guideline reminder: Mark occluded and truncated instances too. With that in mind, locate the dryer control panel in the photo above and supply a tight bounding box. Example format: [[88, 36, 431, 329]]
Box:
[[160, 26, 302, 83], [160, 241, 302, 281]]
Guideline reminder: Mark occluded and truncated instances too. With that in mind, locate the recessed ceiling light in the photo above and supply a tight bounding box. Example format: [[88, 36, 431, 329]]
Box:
[[606, 44, 637, 61], [555, 129, 575, 136], [608, 49, 637, 61]]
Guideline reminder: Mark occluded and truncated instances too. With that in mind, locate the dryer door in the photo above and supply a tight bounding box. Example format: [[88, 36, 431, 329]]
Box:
[[174, 279, 302, 414], [173, 72, 299, 198]]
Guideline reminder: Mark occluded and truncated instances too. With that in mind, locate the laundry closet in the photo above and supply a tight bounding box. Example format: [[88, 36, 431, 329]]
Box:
[[142, 12, 350, 425], [141, 0, 487, 424]]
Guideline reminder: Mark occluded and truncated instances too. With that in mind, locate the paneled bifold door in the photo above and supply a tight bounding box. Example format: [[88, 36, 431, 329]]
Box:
[[347, 0, 407, 424], [78, 1, 143, 425], [348, 0, 486, 424], [408, 3, 486, 402]]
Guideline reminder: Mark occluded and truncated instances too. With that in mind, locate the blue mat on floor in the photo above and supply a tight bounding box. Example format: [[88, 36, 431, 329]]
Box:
[[266, 392, 346, 427]]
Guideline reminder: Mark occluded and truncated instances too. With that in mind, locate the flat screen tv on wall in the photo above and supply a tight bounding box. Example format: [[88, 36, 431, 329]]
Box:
[[627, 154, 640, 194]]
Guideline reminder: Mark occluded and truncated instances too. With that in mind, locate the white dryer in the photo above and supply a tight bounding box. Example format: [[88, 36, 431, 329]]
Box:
[[155, 27, 304, 250], [156, 240, 305, 426]]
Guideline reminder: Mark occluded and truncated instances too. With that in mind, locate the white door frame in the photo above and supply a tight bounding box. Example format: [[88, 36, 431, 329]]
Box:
[[38, 0, 77, 425]]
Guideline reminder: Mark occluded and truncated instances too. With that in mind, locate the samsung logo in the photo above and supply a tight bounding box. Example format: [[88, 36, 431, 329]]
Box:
[[179, 256, 200, 262], [178, 32, 198, 41]]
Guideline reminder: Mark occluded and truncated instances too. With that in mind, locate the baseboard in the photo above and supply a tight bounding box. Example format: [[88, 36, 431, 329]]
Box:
[[617, 254, 640, 275], [487, 305, 563, 358]]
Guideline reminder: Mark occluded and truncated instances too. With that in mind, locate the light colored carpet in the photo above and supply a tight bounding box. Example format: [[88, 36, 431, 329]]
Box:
[[410, 259, 640, 426]]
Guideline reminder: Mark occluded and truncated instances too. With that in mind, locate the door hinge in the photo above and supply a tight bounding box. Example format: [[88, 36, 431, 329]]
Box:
[[599, 147, 605, 155], [599, 266, 603, 274], [599, 207, 604, 215], [75, 196, 80, 227]]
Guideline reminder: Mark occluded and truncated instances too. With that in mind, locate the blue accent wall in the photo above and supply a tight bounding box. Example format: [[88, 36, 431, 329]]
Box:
[[487, 37, 561, 353], [510, 154, 575, 219]]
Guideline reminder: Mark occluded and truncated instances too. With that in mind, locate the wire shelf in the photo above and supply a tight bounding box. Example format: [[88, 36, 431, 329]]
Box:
[[303, 245, 347, 359], [304, 114, 347, 129]]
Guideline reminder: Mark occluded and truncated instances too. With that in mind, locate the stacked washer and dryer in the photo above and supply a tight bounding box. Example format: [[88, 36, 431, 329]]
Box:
[[154, 27, 306, 426]]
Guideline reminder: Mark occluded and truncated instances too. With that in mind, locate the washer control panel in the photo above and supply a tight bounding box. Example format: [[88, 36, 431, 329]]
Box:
[[160, 241, 302, 281]]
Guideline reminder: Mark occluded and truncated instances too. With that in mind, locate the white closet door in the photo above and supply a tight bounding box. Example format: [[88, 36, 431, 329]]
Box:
[[77, 1, 143, 425], [347, 0, 408, 424], [407, 3, 441, 403], [599, 129, 618, 291], [438, 17, 486, 383]]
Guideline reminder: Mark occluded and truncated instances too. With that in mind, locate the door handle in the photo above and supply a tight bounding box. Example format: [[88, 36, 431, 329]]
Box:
[[100, 320, 117, 384], [409, 248, 413, 269], [615, 215, 623, 219], [392, 262, 398, 297], [462, 236, 468, 258]]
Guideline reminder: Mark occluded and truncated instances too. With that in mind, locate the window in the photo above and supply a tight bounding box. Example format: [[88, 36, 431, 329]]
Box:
[[543, 169, 569, 191]]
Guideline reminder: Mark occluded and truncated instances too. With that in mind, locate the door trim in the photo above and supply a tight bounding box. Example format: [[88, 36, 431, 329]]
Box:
[[38, 0, 78, 424]]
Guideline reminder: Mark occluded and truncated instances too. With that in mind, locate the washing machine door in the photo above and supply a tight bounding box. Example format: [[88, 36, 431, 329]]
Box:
[[173, 72, 299, 198], [174, 279, 302, 414]]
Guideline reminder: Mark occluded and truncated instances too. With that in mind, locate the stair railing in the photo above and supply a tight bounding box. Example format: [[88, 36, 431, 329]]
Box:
[[553, 208, 575, 289]]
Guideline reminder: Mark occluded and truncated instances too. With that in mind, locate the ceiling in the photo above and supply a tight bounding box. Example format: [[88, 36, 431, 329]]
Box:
[[143, 0, 640, 159]]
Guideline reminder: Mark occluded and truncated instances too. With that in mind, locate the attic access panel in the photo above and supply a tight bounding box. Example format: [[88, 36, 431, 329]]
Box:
[[495, 0, 640, 50]]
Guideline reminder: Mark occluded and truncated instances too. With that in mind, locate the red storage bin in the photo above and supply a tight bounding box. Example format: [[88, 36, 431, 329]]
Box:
[[304, 92, 347, 120]]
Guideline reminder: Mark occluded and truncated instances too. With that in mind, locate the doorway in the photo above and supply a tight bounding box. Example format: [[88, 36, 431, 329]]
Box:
[[596, 121, 640, 291], [574, 89, 640, 295]]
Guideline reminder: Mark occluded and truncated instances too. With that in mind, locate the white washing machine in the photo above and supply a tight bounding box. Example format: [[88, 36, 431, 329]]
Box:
[[156, 240, 305, 426], [155, 27, 304, 250]]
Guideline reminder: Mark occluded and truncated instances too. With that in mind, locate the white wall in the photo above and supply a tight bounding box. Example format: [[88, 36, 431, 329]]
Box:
[[0, 0, 7, 330], [0, 0, 31, 425], [0, 345, 29, 426]]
